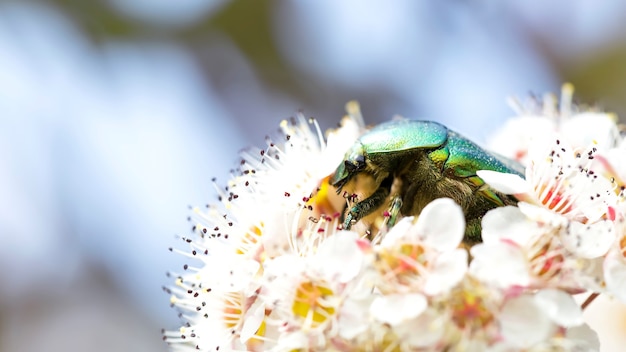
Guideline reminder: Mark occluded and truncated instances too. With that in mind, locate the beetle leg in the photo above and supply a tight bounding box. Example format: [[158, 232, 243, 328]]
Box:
[[385, 195, 403, 228], [343, 180, 391, 230]]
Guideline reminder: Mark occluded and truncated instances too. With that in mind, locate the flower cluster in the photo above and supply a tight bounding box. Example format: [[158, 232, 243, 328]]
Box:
[[164, 87, 626, 351]]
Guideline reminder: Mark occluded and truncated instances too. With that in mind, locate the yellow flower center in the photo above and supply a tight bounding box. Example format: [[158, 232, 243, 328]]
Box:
[[291, 280, 336, 330], [447, 280, 494, 331]]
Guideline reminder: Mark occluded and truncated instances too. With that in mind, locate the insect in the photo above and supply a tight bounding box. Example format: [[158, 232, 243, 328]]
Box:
[[330, 120, 524, 243]]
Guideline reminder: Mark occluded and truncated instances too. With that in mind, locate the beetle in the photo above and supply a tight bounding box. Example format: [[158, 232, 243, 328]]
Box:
[[330, 119, 524, 243]]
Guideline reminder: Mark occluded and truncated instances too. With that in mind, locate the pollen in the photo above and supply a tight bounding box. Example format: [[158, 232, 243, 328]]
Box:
[[236, 224, 263, 256], [291, 280, 336, 330], [305, 175, 340, 216]]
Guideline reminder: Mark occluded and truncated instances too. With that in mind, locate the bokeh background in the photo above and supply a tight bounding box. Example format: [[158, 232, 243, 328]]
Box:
[[2, 1, 626, 351]]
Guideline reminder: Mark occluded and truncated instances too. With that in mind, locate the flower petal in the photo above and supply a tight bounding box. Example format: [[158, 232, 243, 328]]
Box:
[[477, 170, 530, 195], [370, 293, 427, 326], [565, 323, 600, 352], [604, 247, 626, 303], [397, 308, 446, 348], [561, 112, 619, 151], [412, 198, 464, 252], [517, 201, 567, 228], [337, 296, 372, 340], [423, 248, 468, 296], [561, 220, 616, 258], [380, 216, 415, 247], [481, 205, 541, 246], [469, 242, 531, 288], [240, 299, 265, 343], [534, 289, 584, 327], [316, 230, 363, 282], [499, 294, 556, 349]]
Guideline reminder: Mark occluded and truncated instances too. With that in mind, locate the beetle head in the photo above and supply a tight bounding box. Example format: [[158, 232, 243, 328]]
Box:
[[331, 143, 366, 192]]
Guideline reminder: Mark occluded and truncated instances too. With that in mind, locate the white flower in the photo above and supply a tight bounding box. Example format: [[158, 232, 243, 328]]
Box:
[[472, 204, 612, 293], [496, 289, 597, 351], [165, 94, 620, 352], [490, 83, 620, 165], [478, 137, 618, 259], [261, 231, 366, 351], [372, 198, 468, 296], [165, 105, 365, 351], [369, 293, 427, 326]]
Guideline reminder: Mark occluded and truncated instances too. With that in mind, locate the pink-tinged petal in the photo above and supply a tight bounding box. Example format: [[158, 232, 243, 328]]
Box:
[[423, 248, 468, 296], [370, 293, 427, 326], [481, 206, 541, 246], [412, 198, 464, 252], [477, 170, 530, 195], [561, 221, 616, 259], [499, 294, 556, 349], [316, 231, 363, 283], [604, 248, 626, 303], [534, 289, 584, 327], [469, 242, 531, 288]]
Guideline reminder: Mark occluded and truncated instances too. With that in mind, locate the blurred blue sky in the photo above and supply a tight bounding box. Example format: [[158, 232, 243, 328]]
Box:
[[2, 1, 626, 351]]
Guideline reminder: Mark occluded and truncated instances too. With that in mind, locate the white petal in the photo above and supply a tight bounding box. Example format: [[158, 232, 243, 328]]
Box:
[[573, 257, 606, 293], [423, 248, 468, 296], [276, 331, 307, 350], [396, 308, 446, 348], [573, 174, 618, 223], [488, 116, 555, 164], [337, 296, 372, 340], [481, 206, 540, 246], [316, 231, 363, 282], [565, 324, 600, 352], [370, 293, 427, 326], [518, 201, 568, 228], [469, 242, 531, 288], [561, 220, 616, 258], [562, 112, 619, 151], [413, 198, 464, 252], [477, 170, 530, 194], [604, 248, 626, 303], [240, 299, 265, 343], [499, 294, 556, 349], [534, 289, 584, 327], [380, 216, 415, 247]]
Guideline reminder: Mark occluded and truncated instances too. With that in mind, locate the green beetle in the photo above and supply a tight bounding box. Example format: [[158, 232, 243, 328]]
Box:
[[331, 119, 524, 243]]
